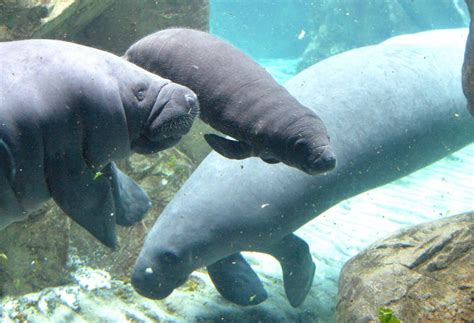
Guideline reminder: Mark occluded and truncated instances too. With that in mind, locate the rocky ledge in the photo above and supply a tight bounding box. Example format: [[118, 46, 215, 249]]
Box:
[[337, 212, 474, 322]]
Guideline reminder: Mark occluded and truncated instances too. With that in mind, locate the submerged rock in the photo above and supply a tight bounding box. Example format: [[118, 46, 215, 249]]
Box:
[[0, 202, 70, 297], [71, 0, 209, 55], [299, 0, 469, 70], [0, 0, 208, 45], [0, 0, 115, 41], [337, 212, 474, 322], [0, 266, 312, 322]]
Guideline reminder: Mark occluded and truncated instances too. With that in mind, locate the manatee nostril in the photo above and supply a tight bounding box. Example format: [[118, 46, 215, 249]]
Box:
[[185, 94, 198, 114], [314, 148, 336, 172]]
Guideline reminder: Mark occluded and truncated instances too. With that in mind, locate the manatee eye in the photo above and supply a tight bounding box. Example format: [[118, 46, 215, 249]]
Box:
[[136, 89, 145, 102], [162, 252, 179, 265]]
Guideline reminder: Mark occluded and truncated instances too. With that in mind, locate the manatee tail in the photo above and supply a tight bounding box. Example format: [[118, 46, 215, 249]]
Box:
[[259, 233, 316, 307], [207, 253, 267, 306]]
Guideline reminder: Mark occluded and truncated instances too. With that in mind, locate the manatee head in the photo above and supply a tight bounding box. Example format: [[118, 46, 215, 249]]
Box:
[[273, 113, 336, 175], [283, 132, 336, 175], [131, 82, 199, 154], [132, 242, 192, 300]]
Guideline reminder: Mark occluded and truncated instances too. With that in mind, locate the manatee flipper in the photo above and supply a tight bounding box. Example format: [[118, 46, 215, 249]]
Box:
[[260, 233, 315, 307], [204, 134, 253, 160], [207, 253, 267, 306], [102, 162, 151, 226], [0, 140, 25, 225], [0, 140, 15, 183], [261, 157, 280, 164], [46, 151, 117, 249]]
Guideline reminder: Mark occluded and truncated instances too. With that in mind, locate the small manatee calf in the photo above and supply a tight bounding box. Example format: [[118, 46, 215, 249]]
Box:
[[131, 29, 474, 306], [124, 28, 336, 175], [0, 39, 199, 249]]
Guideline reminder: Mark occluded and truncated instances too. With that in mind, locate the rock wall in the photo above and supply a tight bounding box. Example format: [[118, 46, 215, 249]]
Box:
[[337, 212, 474, 322], [0, 0, 115, 41], [72, 0, 208, 55], [299, 0, 469, 70]]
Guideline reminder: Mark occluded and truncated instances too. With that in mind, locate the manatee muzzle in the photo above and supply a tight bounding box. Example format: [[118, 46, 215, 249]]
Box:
[[303, 144, 336, 175], [145, 84, 199, 142], [132, 84, 199, 154], [132, 254, 189, 299], [295, 145, 336, 175]]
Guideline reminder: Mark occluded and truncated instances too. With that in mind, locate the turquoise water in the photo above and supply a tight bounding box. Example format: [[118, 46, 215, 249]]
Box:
[[211, 0, 470, 79], [1, 1, 473, 322]]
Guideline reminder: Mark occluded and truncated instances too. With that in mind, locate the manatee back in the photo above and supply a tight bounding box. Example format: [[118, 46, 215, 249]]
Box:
[[145, 29, 474, 254], [124, 28, 300, 129]]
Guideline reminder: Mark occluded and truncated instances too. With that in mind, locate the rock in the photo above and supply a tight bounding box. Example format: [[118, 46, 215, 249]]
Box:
[[0, 202, 70, 297], [463, 0, 474, 115], [0, 266, 313, 322], [176, 119, 214, 165], [71, 0, 209, 55], [299, 0, 469, 70], [0, 0, 115, 41], [337, 212, 474, 322]]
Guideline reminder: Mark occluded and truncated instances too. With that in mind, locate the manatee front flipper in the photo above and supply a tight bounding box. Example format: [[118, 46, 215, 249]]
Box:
[[204, 134, 253, 160], [261, 233, 315, 307], [46, 151, 117, 249], [102, 162, 151, 226], [207, 253, 267, 306]]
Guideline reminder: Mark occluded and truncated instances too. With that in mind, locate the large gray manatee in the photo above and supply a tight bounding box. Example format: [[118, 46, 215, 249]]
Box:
[[132, 29, 474, 307], [0, 39, 199, 249]]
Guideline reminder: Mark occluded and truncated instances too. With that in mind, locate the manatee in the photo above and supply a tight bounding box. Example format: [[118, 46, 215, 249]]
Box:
[[463, 0, 474, 115], [131, 29, 474, 306], [0, 39, 199, 249], [124, 28, 336, 175]]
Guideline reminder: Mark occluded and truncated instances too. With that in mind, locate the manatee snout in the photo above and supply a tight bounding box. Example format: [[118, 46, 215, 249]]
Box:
[[132, 250, 189, 300], [304, 144, 336, 175], [132, 83, 199, 154], [146, 83, 199, 141], [288, 133, 336, 175]]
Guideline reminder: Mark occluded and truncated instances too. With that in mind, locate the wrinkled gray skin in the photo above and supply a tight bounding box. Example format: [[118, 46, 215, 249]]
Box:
[[132, 29, 474, 307], [124, 28, 336, 175], [0, 39, 199, 249]]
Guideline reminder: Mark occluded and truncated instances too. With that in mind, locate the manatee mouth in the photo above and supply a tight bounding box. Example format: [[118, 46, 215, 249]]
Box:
[[303, 145, 336, 175], [151, 112, 197, 141], [133, 92, 199, 154], [131, 270, 188, 300], [146, 93, 199, 141]]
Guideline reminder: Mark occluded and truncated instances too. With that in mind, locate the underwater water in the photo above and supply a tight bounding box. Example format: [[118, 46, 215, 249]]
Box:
[[0, 0, 473, 322]]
